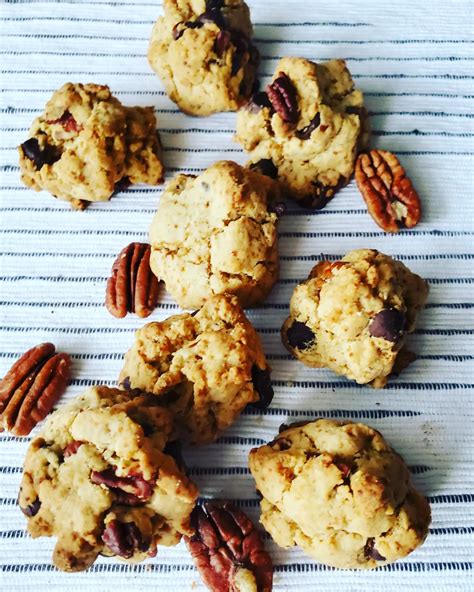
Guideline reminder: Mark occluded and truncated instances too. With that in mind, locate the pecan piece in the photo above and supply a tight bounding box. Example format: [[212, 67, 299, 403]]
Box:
[[355, 149, 422, 233], [185, 501, 273, 592], [91, 468, 154, 505], [266, 72, 299, 124], [102, 519, 150, 558], [105, 242, 160, 318], [0, 343, 71, 436]]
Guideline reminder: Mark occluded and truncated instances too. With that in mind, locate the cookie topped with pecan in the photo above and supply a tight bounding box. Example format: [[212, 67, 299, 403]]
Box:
[[236, 57, 369, 209], [18, 385, 198, 572], [18, 83, 164, 209], [148, 0, 259, 115], [249, 418, 431, 569]]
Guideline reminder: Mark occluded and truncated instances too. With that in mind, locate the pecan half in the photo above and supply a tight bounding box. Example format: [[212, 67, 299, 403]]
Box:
[[91, 468, 154, 506], [266, 72, 299, 123], [105, 242, 160, 318], [0, 343, 71, 436], [185, 501, 273, 592], [355, 149, 422, 232]]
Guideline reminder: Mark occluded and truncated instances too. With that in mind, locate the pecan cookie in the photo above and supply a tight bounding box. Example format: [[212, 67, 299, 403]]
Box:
[[281, 249, 428, 388], [148, 0, 259, 115], [18, 386, 198, 571], [249, 419, 431, 569], [149, 161, 280, 309], [18, 83, 164, 209], [119, 293, 273, 444], [235, 57, 369, 209]]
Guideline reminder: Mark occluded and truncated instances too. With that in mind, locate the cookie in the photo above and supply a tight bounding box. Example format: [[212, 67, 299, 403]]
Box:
[[18, 385, 198, 572], [18, 83, 164, 209], [281, 249, 428, 388], [149, 160, 280, 309], [119, 293, 273, 444], [148, 0, 259, 115], [249, 418, 431, 569], [235, 57, 369, 209]]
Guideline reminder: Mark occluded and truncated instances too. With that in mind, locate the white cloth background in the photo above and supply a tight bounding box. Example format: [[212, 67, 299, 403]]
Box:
[[0, 0, 473, 590]]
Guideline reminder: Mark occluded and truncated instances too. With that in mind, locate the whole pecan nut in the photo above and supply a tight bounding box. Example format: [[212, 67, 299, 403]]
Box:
[[0, 343, 71, 436], [105, 242, 160, 318], [355, 149, 422, 233], [266, 72, 299, 123], [185, 501, 273, 592]]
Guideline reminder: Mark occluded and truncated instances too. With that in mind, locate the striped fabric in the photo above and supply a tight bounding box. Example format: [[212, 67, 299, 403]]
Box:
[[0, 0, 473, 590]]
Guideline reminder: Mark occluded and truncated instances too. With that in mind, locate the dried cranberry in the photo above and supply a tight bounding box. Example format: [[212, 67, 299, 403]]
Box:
[[369, 308, 405, 342], [286, 321, 315, 350], [295, 113, 321, 140], [248, 365, 274, 410], [46, 111, 81, 133]]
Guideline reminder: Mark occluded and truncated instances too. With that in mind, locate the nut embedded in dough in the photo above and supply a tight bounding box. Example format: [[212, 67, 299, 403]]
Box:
[[281, 249, 429, 388], [248, 418, 431, 569], [149, 160, 280, 309]]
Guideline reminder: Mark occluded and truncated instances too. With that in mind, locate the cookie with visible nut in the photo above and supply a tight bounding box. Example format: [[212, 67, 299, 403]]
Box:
[[148, 0, 259, 116], [18, 385, 198, 572], [249, 418, 431, 569], [281, 249, 428, 388], [119, 293, 273, 444], [0, 342, 71, 436], [185, 500, 273, 592], [355, 149, 422, 232], [149, 160, 280, 309], [105, 242, 161, 318], [18, 83, 164, 209], [235, 57, 369, 209]]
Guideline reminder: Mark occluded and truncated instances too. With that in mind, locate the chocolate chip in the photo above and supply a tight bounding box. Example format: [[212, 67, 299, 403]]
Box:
[[246, 91, 272, 113], [113, 176, 131, 195], [172, 20, 203, 41], [164, 440, 186, 472], [269, 201, 287, 217], [364, 537, 386, 561], [345, 106, 362, 115], [198, 7, 225, 28], [295, 113, 321, 140], [21, 138, 59, 170], [286, 321, 315, 350], [249, 365, 274, 410], [299, 193, 331, 210], [249, 158, 278, 179], [121, 376, 131, 390], [19, 497, 41, 517], [270, 438, 292, 451], [298, 177, 348, 210], [369, 308, 405, 342]]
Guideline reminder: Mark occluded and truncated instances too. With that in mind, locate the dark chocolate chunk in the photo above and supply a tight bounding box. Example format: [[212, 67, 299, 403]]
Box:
[[285, 321, 315, 350], [19, 497, 41, 517], [164, 440, 186, 472], [21, 137, 59, 170], [246, 90, 272, 113], [295, 113, 321, 140], [214, 30, 231, 57], [248, 365, 274, 410], [369, 308, 405, 342], [249, 158, 278, 179], [364, 537, 386, 561], [269, 201, 287, 217]]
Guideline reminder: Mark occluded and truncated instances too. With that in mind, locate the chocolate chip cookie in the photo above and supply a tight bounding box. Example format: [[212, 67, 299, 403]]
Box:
[[18, 83, 164, 209], [18, 385, 198, 571], [148, 0, 259, 115], [149, 160, 280, 309], [119, 293, 273, 444], [235, 57, 369, 209], [281, 249, 428, 388], [249, 418, 431, 569]]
